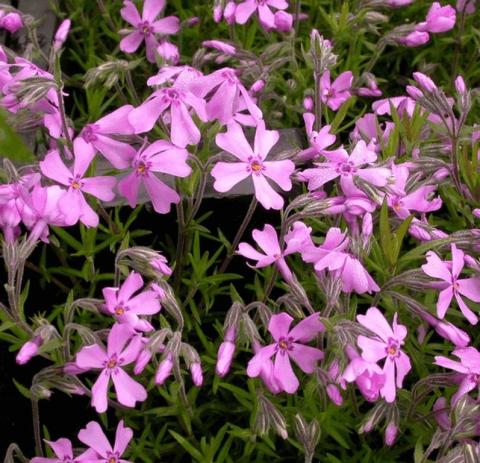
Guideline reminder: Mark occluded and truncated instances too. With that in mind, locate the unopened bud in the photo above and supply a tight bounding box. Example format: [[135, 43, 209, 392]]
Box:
[[53, 19, 71, 52], [455, 75, 466, 94], [255, 394, 288, 440], [384, 422, 398, 446], [190, 362, 203, 386], [155, 353, 174, 385], [16, 336, 42, 365]]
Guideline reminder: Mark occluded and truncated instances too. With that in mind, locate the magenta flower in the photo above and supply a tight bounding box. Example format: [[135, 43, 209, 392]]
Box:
[[320, 70, 353, 111], [75, 323, 146, 413], [300, 140, 391, 197], [421, 244, 480, 325], [435, 347, 480, 405], [78, 420, 133, 463], [238, 222, 311, 282], [188, 67, 262, 124], [247, 312, 324, 393], [31, 437, 96, 463], [102, 271, 161, 332], [120, 0, 180, 63], [417, 2, 456, 33], [357, 307, 411, 403], [128, 86, 207, 147], [39, 142, 116, 227], [118, 140, 191, 214], [0, 12, 23, 33], [77, 105, 137, 169], [211, 121, 295, 210], [235, 0, 289, 29]]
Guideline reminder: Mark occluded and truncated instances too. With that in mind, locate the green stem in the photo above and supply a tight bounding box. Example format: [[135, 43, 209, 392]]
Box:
[[32, 399, 43, 457]]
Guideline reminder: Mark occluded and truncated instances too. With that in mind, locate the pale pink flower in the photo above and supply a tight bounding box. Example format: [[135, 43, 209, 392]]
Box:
[[75, 323, 146, 413], [320, 70, 353, 111], [357, 307, 411, 403], [78, 420, 133, 463], [247, 312, 324, 393], [211, 121, 295, 210], [298, 112, 336, 161], [422, 244, 480, 324], [39, 141, 116, 227], [118, 140, 191, 214], [120, 0, 180, 63], [31, 437, 96, 463], [102, 271, 161, 332], [435, 347, 480, 405], [235, 0, 289, 29]]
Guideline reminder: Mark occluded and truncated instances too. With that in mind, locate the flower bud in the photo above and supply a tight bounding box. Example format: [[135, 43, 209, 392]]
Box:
[[274, 11, 293, 32], [16, 336, 42, 365], [190, 362, 203, 386], [155, 353, 174, 385], [223, 2, 236, 24], [250, 79, 265, 93], [213, 4, 223, 23], [53, 19, 71, 51], [384, 422, 398, 446], [1, 12, 23, 33], [215, 328, 236, 377], [413, 72, 437, 92], [455, 75, 466, 94], [303, 96, 314, 111], [255, 395, 288, 440], [326, 384, 343, 406]]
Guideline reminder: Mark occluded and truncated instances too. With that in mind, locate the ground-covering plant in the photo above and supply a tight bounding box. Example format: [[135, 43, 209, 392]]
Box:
[[0, 0, 480, 461]]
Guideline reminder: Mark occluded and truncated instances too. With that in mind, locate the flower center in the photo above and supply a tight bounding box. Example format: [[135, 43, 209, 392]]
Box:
[[82, 124, 98, 143], [386, 338, 400, 358], [221, 69, 238, 84], [324, 88, 335, 99], [70, 176, 83, 190], [135, 159, 150, 175], [106, 356, 117, 369], [337, 162, 356, 175], [247, 157, 265, 175], [139, 20, 152, 36], [115, 305, 126, 315], [277, 337, 293, 353], [163, 87, 182, 102]]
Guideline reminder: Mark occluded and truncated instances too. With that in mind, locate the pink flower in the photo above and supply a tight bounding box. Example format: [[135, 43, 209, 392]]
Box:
[[118, 140, 191, 214], [78, 420, 133, 463], [187, 67, 262, 124], [120, 0, 180, 63], [421, 244, 480, 325], [298, 112, 336, 161], [75, 323, 146, 412], [0, 12, 23, 33], [39, 142, 116, 228], [274, 11, 293, 32], [342, 345, 385, 402], [128, 86, 207, 147], [235, 0, 289, 29], [238, 221, 311, 282], [53, 19, 71, 51], [417, 2, 456, 34], [102, 271, 161, 332], [31, 437, 96, 463], [357, 307, 411, 403], [350, 113, 393, 153], [320, 70, 353, 111], [216, 326, 236, 377], [156, 40, 179, 64], [397, 31, 430, 47], [202, 40, 236, 55], [247, 312, 324, 393], [16, 336, 42, 365], [435, 347, 480, 405], [155, 352, 174, 384], [252, 340, 282, 394], [211, 121, 295, 210], [77, 105, 137, 169], [300, 140, 391, 197]]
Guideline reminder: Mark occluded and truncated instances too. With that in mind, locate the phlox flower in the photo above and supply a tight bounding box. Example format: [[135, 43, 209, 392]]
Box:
[[77, 105, 137, 169], [435, 347, 480, 405], [146, 65, 203, 89], [300, 140, 391, 197], [235, 0, 289, 29], [320, 70, 353, 111], [120, 0, 180, 63], [78, 420, 133, 463], [187, 67, 262, 124], [417, 2, 456, 33], [251, 339, 282, 394], [75, 323, 146, 413], [31, 437, 96, 463], [0, 12, 23, 33], [247, 312, 324, 393], [118, 140, 191, 214], [237, 221, 311, 282], [357, 307, 411, 403], [298, 112, 336, 161], [128, 85, 207, 148], [421, 244, 480, 325], [102, 271, 161, 332], [39, 141, 116, 227], [211, 121, 295, 210]]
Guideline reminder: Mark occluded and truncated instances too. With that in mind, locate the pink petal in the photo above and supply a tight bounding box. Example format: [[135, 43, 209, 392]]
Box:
[[207, 82, 236, 123], [73, 138, 96, 177], [81, 176, 116, 201], [119, 31, 144, 54], [93, 135, 136, 169], [170, 101, 200, 147], [357, 307, 394, 342], [152, 16, 180, 34], [76, 344, 107, 369], [434, 355, 469, 374], [77, 193, 99, 228], [107, 323, 135, 357], [183, 91, 208, 122], [120, 1, 141, 26], [357, 335, 387, 363], [332, 71, 353, 92], [358, 167, 391, 187], [113, 420, 134, 456], [216, 122, 254, 161], [288, 312, 324, 342], [128, 290, 161, 315], [39, 150, 71, 186], [455, 293, 478, 325], [118, 172, 141, 208], [143, 173, 180, 214], [268, 312, 293, 341], [95, 105, 135, 134], [274, 352, 299, 393], [452, 376, 476, 406], [451, 244, 465, 279], [436, 286, 453, 319], [78, 420, 112, 457], [263, 160, 294, 191], [246, 344, 277, 377], [258, 4, 275, 28], [253, 120, 279, 159], [118, 272, 143, 302], [348, 140, 377, 165], [380, 357, 396, 402], [144, 141, 191, 176], [111, 367, 147, 407], [142, 0, 165, 21], [395, 351, 411, 388], [289, 344, 323, 373], [457, 277, 480, 303], [422, 251, 452, 282], [235, 0, 257, 24], [301, 166, 339, 191], [237, 242, 268, 262], [118, 334, 143, 365], [252, 174, 284, 210], [91, 369, 111, 413], [45, 438, 73, 459], [128, 94, 168, 134], [211, 162, 250, 192], [252, 224, 281, 256]]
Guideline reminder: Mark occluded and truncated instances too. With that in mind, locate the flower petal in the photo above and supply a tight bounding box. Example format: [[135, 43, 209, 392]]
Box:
[[111, 367, 147, 407], [268, 312, 293, 341], [289, 344, 323, 373]]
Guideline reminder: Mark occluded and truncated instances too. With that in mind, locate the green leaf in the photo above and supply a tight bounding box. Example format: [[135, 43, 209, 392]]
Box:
[[379, 199, 393, 266], [0, 109, 35, 162], [169, 430, 204, 462], [13, 378, 31, 399]]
